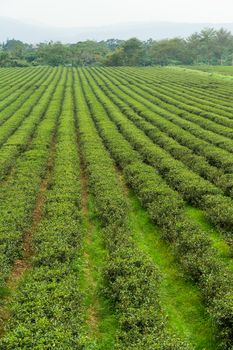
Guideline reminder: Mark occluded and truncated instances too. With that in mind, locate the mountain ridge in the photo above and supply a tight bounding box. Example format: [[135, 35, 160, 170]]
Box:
[[1, 17, 233, 43]]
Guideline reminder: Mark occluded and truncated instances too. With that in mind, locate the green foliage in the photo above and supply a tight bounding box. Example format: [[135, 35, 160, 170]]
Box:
[[1, 26, 233, 66], [81, 66, 233, 348], [74, 68, 190, 348], [0, 71, 85, 348], [0, 66, 233, 348], [91, 66, 233, 232], [37, 42, 70, 66]]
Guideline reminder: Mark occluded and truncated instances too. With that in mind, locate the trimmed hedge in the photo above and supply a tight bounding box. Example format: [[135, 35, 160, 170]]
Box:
[[0, 70, 85, 348], [75, 68, 191, 349], [80, 67, 233, 349]]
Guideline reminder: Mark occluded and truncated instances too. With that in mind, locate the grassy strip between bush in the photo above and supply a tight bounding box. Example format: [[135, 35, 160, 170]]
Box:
[[80, 67, 233, 349], [94, 67, 233, 200], [185, 206, 233, 268], [126, 188, 220, 350], [76, 116, 117, 348], [79, 196, 118, 349], [88, 67, 233, 239], [96, 67, 233, 172], [109, 67, 233, 129], [75, 68, 191, 349]]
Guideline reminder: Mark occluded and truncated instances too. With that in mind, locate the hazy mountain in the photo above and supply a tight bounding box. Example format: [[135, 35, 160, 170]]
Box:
[[1, 17, 233, 43]]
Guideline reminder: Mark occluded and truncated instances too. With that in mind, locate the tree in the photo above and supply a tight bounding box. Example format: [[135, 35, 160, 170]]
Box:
[[150, 38, 189, 65], [37, 42, 69, 66], [105, 39, 123, 50], [186, 32, 202, 64], [0, 51, 10, 66], [199, 28, 216, 64], [70, 40, 110, 66], [214, 28, 233, 65], [105, 47, 125, 66], [122, 38, 143, 65], [0, 27, 233, 67]]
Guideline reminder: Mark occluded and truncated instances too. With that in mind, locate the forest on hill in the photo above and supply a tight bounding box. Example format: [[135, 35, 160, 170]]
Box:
[[0, 27, 233, 67]]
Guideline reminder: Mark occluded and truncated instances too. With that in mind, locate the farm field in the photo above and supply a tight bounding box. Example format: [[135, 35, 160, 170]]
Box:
[[183, 65, 233, 76], [0, 66, 232, 349]]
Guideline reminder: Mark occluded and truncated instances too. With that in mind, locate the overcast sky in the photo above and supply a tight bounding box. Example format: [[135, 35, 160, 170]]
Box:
[[1, 0, 233, 27]]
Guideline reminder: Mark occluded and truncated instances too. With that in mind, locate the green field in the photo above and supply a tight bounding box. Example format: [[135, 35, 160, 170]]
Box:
[[0, 66, 232, 349], [184, 65, 233, 76]]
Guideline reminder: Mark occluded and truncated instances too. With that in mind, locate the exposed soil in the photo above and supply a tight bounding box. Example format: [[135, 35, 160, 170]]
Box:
[[0, 135, 56, 334], [9, 138, 55, 285]]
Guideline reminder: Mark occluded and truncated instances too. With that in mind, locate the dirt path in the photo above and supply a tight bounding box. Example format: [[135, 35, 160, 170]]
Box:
[[0, 136, 56, 334], [78, 144, 99, 337]]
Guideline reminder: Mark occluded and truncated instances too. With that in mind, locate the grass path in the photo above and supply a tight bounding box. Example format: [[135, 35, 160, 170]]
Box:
[[80, 197, 118, 349], [185, 205, 233, 270], [77, 141, 117, 349], [79, 156, 100, 339], [115, 166, 220, 349]]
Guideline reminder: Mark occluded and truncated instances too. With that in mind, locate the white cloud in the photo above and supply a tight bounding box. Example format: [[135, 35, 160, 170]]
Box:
[[1, 0, 233, 27]]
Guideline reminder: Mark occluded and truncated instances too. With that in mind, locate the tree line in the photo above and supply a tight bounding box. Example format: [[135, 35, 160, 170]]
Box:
[[0, 27, 233, 67]]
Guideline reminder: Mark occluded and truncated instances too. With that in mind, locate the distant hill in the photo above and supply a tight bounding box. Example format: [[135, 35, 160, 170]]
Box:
[[1, 17, 233, 43]]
